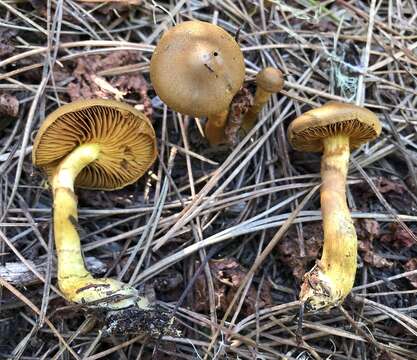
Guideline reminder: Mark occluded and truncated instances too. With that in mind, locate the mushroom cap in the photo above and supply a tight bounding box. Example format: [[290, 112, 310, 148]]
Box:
[[288, 102, 381, 152], [256, 67, 284, 93], [32, 99, 157, 190], [150, 20, 245, 117]]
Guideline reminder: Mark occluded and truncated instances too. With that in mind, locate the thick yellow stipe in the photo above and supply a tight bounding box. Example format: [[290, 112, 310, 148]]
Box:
[[241, 88, 271, 133], [300, 135, 357, 310], [52, 143, 100, 292], [205, 110, 229, 145], [52, 143, 149, 310]]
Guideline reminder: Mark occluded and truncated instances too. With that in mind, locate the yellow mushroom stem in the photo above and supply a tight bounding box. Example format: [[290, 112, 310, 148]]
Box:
[[300, 134, 357, 310], [204, 109, 229, 145], [241, 87, 271, 133], [51, 143, 150, 311]]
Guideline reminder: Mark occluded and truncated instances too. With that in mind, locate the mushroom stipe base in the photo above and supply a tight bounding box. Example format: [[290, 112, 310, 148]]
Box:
[[52, 143, 174, 336], [299, 135, 357, 310], [241, 67, 284, 133], [204, 110, 229, 145], [241, 88, 270, 133]]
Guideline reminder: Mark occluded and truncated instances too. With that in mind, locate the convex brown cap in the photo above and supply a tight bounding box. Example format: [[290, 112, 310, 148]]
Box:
[[150, 21, 245, 117], [288, 102, 381, 152], [256, 67, 284, 93], [32, 99, 157, 190]]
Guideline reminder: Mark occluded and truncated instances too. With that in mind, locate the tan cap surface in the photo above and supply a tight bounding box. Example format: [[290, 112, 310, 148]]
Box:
[[256, 67, 284, 93], [32, 99, 157, 190], [150, 21, 245, 117], [288, 102, 381, 152]]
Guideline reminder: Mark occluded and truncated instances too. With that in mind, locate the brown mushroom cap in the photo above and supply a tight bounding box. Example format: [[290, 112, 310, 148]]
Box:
[[150, 21, 245, 117], [256, 67, 284, 93], [32, 99, 157, 190], [288, 102, 381, 152]]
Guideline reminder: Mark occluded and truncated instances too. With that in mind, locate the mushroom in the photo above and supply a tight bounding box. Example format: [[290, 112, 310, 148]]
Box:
[[241, 67, 284, 133], [150, 20, 245, 145], [287, 102, 381, 310], [32, 99, 171, 335]]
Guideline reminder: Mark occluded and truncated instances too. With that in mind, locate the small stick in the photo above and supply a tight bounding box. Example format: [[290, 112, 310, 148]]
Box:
[[0, 257, 107, 287]]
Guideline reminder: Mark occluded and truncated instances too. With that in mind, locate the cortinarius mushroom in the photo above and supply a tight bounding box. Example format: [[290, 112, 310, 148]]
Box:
[[242, 67, 284, 133], [288, 102, 381, 310], [150, 20, 245, 145], [33, 99, 171, 335]]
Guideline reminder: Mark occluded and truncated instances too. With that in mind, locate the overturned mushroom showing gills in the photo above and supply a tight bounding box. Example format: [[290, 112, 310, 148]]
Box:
[[288, 102, 381, 310], [150, 20, 245, 145], [32, 99, 171, 336], [241, 67, 284, 133]]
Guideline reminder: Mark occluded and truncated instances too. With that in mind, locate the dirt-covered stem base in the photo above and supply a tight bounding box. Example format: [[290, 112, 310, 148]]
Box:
[[51, 143, 174, 336], [241, 87, 270, 132]]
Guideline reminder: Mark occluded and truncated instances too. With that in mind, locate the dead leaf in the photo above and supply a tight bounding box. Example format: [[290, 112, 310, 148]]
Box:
[[392, 225, 415, 248], [0, 93, 19, 132], [0, 93, 19, 118], [79, 1, 140, 14], [404, 258, 417, 288], [380, 223, 416, 249], [0, 29, 16, 60], [353, 177, 415, 216], [67, 51, 137, 99], [358, 240, 393, 268], [357, 219, 393, 268], [376, 177, 406, 194], [67, 52, 151, 116], [194, 258, 272, 317], [360, 219, 380, 240], [277, 223, 322, 280], [112, 74, 152, 118], [224, 87, 253, 146]]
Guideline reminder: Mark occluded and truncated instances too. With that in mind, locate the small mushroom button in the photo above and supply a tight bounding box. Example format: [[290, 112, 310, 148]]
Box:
[[242, 67, 284, 133]]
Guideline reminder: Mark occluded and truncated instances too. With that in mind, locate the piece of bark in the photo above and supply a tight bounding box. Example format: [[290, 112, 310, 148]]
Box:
[[0, 257, 107, 287]]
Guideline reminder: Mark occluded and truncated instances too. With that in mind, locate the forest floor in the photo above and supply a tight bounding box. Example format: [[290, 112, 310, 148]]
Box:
[[1, 1, 417, 359]]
